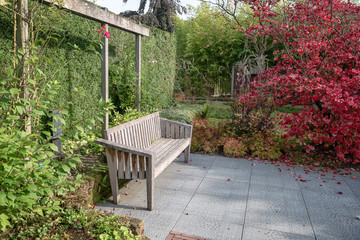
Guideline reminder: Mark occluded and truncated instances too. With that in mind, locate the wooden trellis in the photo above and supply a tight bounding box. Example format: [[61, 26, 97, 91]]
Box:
[[16, 0, 150, 136]]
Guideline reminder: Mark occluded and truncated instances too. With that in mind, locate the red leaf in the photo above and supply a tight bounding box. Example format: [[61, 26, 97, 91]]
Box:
[[338, 191, 343, 195], [337, 182, 341, 185], [351, 176, 357, 179], [227, 179, 231, 182]]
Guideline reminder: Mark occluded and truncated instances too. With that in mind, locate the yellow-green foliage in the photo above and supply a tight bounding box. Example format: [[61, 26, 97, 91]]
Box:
[[245, 133, 282, 160]]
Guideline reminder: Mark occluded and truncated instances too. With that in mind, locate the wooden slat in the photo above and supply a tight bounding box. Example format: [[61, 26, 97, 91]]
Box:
[[185, 127, 190, 138], [170, 124, 175, 139], [149, 118, 154, 142], [161, 120, 166, 138], [139, 156, 145, 179], [166, 122, 170, 138], [118, 151, 125, 179], [124, 152, 131, 179], [130, 126, 135, 147], [175, 125, 180, 139], [118, 131, 123, 144], [132, 154, 138, 179], [180, 126, 184, 138], [105, 148, 120, 203], [139, 122, 145, 149], [134, 124, 140, 149]]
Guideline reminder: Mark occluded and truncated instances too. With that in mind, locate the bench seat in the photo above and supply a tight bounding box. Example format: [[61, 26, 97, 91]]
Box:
[[146, 138, 191, 178]]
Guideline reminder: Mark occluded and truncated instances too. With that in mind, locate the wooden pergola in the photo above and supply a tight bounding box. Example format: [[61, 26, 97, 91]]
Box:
[[16, 0, 149, 135]]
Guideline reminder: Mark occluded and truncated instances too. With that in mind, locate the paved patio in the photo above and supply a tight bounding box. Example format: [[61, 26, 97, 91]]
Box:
[[96, 154, 360, 240]]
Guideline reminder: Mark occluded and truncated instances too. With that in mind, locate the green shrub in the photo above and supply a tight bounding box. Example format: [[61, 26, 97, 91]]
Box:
[[1, 208, 140, 239], [111, 108, 150, 126]]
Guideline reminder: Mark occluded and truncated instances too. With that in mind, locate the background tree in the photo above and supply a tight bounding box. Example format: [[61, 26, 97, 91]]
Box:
[[121, 0, 186, 32], [175, 2, 245, 97]]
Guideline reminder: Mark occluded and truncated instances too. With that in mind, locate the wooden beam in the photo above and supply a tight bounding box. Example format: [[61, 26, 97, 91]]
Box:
[[101, 23, 109, 137], [39, 0, 149, 36], [135, 34, 141, 111], [16, 0, 31, 133]]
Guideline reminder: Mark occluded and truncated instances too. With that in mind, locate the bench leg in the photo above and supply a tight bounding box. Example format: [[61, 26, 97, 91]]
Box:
[[106, 148, 120, 204], [184, 145, 190, 163], [146, 157, 154, 211]]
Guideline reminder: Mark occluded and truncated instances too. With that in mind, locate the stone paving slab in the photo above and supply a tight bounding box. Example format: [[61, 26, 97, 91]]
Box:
[[96, 153, 360, 240]]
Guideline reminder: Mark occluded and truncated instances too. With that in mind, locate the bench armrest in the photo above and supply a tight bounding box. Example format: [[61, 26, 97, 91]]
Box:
[[96, 138, 154, 158], [160, 118, 193, 138]]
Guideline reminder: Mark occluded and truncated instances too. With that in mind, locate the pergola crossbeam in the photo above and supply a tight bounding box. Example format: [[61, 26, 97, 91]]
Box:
[[39, 0, 149, 36]]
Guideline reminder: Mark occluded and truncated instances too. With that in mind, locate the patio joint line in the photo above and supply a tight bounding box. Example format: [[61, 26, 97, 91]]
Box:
[[169, 155, 216, 233], [240, 159, 253, 240], [294, 168, 317, 239], [341, 174, 360, 203]]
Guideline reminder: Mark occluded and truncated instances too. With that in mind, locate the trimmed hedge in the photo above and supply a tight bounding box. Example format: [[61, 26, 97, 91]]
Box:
[[0, 2, 176, 125]]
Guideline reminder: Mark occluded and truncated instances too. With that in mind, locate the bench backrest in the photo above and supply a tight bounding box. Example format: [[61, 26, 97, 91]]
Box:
[[105, 112, 161, 149]]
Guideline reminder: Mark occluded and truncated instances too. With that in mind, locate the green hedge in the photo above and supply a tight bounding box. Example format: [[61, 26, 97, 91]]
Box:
[[0, 2, 176, 125]]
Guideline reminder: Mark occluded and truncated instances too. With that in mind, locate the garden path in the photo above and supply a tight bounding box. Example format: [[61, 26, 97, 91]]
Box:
[[96, 153, 360, 240]]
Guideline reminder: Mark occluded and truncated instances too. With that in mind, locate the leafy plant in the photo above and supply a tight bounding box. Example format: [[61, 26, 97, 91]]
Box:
[[242, 0, 360, 166], [0, 208, 140, 239], [194, 104, 210, 120], [0, 2, 111, 232], [111, 108, 150, 126]]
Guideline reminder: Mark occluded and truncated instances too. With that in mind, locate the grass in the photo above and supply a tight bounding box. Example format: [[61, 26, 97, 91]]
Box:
[[161, 102, 232, 127]]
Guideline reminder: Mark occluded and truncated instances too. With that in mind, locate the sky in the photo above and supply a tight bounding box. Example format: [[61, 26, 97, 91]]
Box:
[[95, 0, 201, 19]]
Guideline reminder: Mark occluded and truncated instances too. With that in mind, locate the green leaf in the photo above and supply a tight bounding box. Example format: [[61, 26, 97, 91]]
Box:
[[0, 214, 11, 232], [33, 208, 44, 216], [62, 165, 71, 174], [16, 106, 24, 115], [9, 88, 20, 96], [0, 191, 7, 206], [49, 143, 59, 151], [75, 125, 84, 132]]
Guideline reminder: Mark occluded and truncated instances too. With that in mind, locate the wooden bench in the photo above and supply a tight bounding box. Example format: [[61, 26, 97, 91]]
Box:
[[96, 112, 192, 210]]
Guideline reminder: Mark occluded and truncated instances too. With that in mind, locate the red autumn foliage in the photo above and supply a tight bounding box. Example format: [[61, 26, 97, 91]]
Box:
[[240, 0, 360, 166]]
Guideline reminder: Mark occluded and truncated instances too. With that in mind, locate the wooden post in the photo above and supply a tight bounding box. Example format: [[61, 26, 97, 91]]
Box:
[[231, 65, 234, 98], [101, 22, 109, 137], [135, 34, 141, 111], [16, 0, 30, 134]]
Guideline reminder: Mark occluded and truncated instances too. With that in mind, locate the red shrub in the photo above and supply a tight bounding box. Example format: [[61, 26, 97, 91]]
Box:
[[241, 0, 360, 166]]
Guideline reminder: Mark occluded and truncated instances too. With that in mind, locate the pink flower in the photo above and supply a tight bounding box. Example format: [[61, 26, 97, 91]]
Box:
[[104, 32, 111, 38], [97, 29, 101, 33], [102, 25, 106, 30]]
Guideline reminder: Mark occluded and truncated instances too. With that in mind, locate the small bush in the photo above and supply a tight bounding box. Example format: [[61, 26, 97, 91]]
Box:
[[191, 119, 218, 153], [222, 137, 247, 158], [245, 133, 282, 160]]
